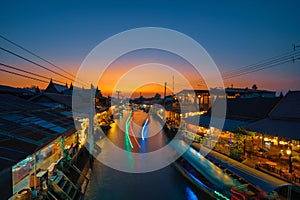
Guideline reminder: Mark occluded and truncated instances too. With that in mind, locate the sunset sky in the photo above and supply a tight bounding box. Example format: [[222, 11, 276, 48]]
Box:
[[1, 0, 300, 97]]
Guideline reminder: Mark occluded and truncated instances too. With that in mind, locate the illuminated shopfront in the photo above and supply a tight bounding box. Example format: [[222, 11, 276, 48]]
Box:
[[11, 126, 88, 196]]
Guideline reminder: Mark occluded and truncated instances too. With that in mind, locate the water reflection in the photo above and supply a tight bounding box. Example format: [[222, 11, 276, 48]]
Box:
[[186, 187, 198, 200], [85, 111, 212, 200]]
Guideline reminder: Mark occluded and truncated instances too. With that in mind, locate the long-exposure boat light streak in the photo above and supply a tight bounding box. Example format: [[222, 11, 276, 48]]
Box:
[[141, 118, 149, 141]]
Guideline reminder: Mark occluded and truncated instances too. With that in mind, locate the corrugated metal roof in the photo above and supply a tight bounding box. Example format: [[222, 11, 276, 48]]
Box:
[[246, 118, 300, 140], [226, 97, 281, 121], [53, 83, 68, 93], [185, 115, 249, 131], [0, 94, 75, 171], [29, 93, 72, 108], [270, 91, 300, 120], [245, 91, 300, 140], [206, 97, 281, 121]]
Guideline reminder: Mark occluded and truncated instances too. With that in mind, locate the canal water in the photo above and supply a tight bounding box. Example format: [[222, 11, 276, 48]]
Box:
[[85, 111, 212, 200]]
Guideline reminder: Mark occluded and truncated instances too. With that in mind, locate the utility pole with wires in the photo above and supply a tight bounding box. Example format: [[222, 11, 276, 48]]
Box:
[[292, 43, 300, 63], [116, 91, 121, 113], [88, 84, 95, 169], [293, 43, 300, 51], [172, 75, 174, 94], [163, 82, 167, 107], [221, 45, 300, 80]]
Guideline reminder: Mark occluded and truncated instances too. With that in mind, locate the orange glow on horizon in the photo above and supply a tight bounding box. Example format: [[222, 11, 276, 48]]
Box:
[[0, 58, 296, 96], [128, 83, 173, 98], [96, 61, 201, 98], [0, 61, 80, 90]]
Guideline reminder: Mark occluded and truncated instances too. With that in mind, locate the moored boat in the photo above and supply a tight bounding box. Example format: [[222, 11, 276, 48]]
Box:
[[172, 141, 269, 200]]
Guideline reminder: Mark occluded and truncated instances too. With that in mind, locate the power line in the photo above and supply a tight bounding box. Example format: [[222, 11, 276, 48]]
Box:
[[222, 48, 300, 80], [0, 62, 65, 84], [0, 35, 76, 78], [0, 34, 88, 85], [223, 49, 300, 77], [223, 55, 300, 79], [223, 59, 295, 80], [0, 46, 73, 81], [0, 68, 49, 83], [0, 47, 87, 86], [223, 55, 300, 80]]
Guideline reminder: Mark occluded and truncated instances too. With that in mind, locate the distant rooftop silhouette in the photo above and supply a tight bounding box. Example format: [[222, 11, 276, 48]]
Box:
[[45, 78, 70, 94]]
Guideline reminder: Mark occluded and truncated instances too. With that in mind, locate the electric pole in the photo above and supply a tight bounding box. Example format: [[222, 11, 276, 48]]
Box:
[[172, 75, 174, 94], [116, 90, 121, 113]]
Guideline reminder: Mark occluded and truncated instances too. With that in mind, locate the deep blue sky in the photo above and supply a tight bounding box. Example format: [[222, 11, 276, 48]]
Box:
[[1, 0, 300, 92]]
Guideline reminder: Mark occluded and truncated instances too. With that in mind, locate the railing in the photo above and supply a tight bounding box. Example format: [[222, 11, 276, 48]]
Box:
[[48, 175, 72, 200], [47, 191, 58, 200], [61, 170, 83, 195], [256, 163, 300, 184], [66, 162, 90, 193]]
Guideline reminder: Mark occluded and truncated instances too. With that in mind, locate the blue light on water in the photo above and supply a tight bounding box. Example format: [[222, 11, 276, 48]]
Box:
[[187, 170, 210, 191], [185, 187, 198, 200], [125, 112, 133, 148], [141, 118, 148, 140]]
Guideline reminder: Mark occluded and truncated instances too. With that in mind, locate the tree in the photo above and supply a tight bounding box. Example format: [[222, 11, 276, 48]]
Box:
[[252, 84, 258, 90], [230, 127, 251, 161], [154, 93, 161, 100], [233, 127, 250, 136]]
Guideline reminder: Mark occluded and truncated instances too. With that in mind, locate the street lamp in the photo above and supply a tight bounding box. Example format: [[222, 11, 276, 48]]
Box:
[[286, 147, 292, 173]]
